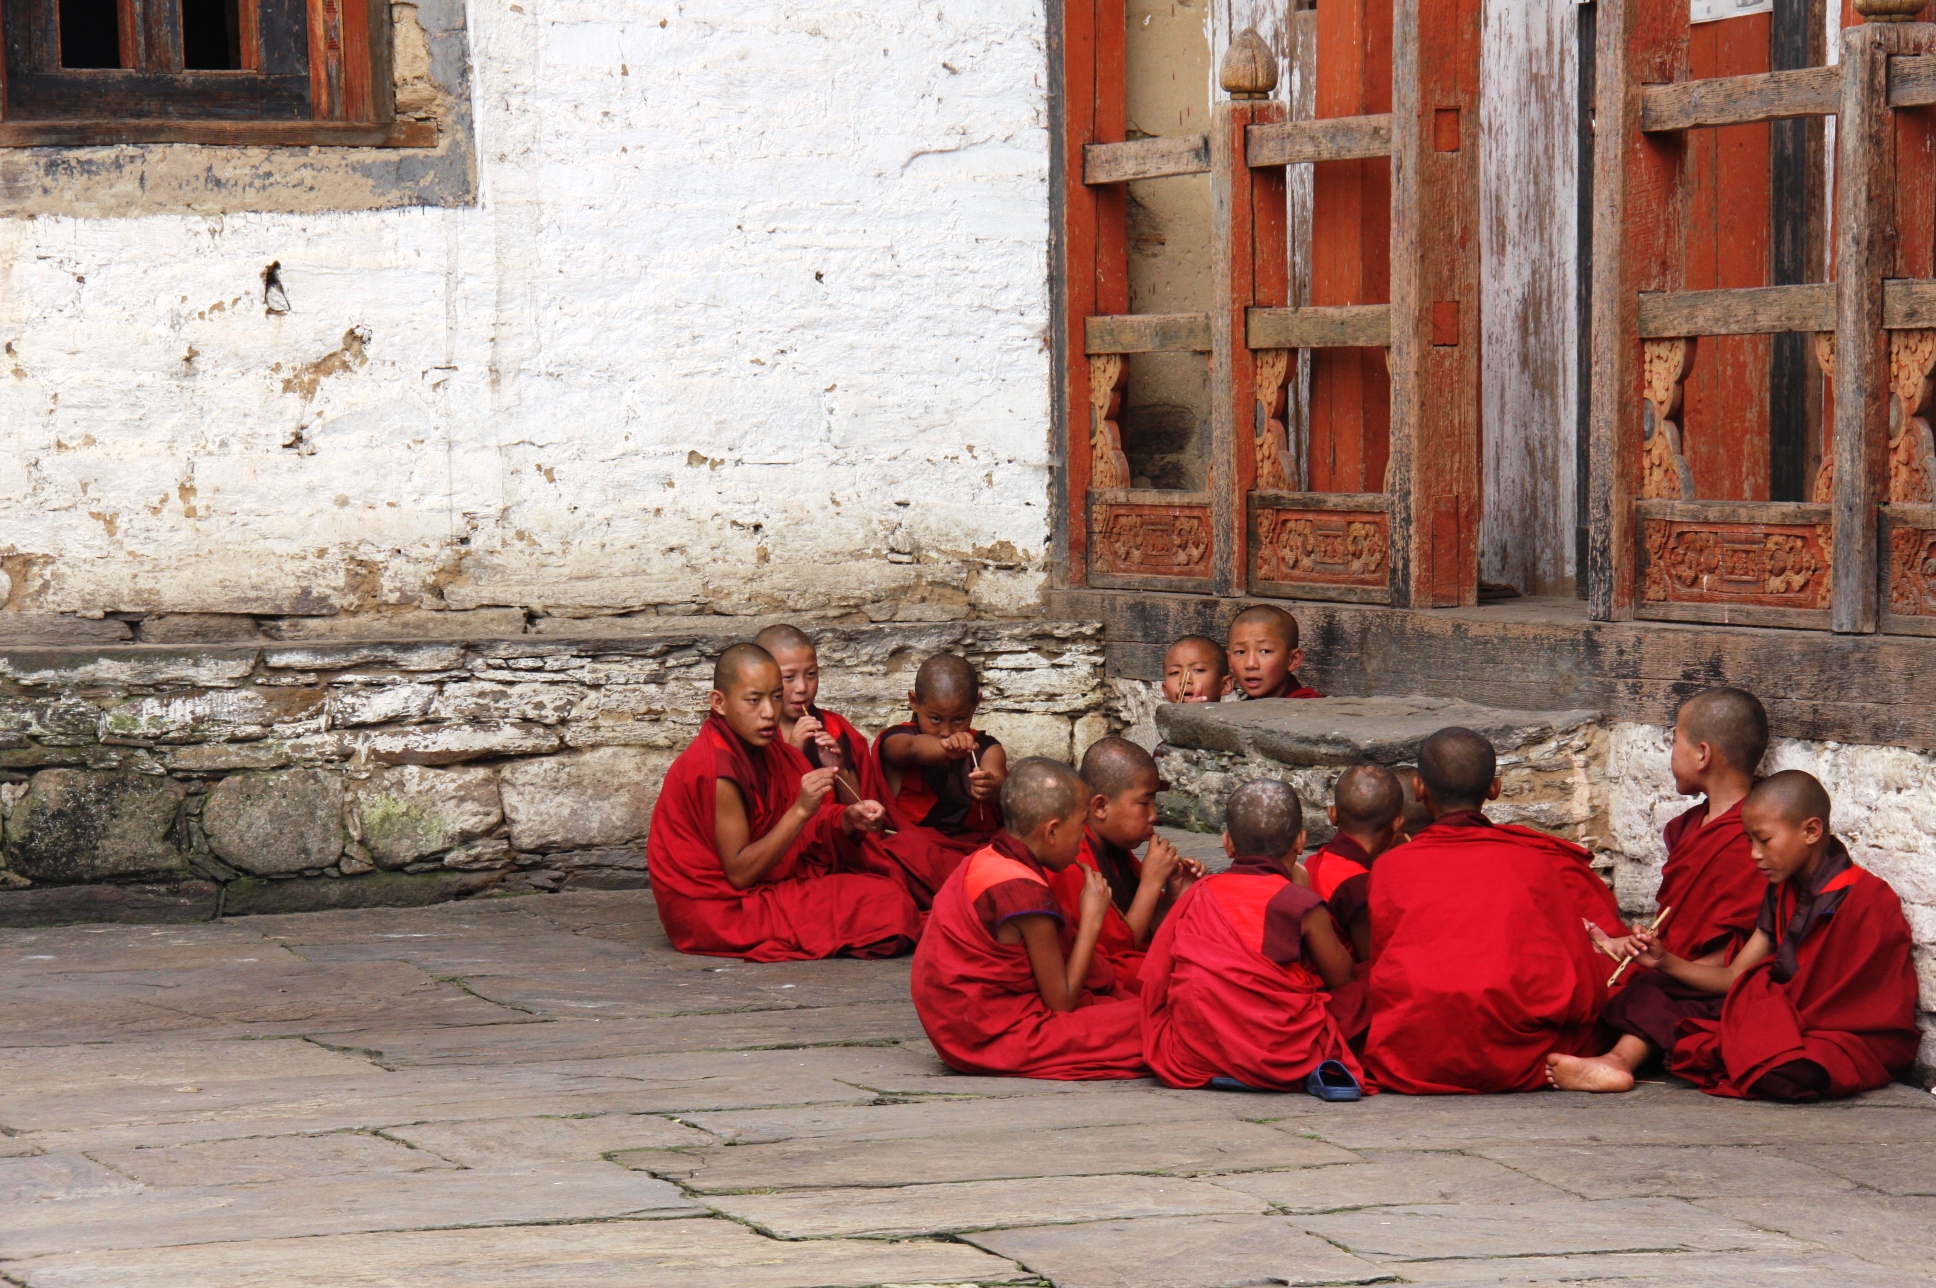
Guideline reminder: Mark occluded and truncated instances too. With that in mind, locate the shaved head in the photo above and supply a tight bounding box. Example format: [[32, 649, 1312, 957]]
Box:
[[1746, 769, 1832, 831], [713, 642, 778, 692], [1165, 634, 1229, 675], [1080, 736, 1158, 799], [1225, 778, 1304, 857], [1001, 757, 1086, 836], [1229, 604, 1300, 649], [1333, 763, 1403, 831], [1677, 687, 1769, 774], [1417, 727, 1496, 811], [914, 653, 980, 706], [753, 623, 815, 656]]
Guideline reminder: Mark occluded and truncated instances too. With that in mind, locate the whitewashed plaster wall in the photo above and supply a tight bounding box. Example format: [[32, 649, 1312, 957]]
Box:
[[0, 1, 1054, 625]]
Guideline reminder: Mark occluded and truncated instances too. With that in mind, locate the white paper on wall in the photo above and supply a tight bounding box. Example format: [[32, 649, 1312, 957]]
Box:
[[1691, 0, 1774, 22]]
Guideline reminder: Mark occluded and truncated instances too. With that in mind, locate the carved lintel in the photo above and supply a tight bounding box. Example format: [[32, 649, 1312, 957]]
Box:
[[1091, 502, 1213, 578], [1641, 338, 1696, 501], [1889, 329, 1936, 505], [1251, 348, 1295, 492], [1252, 506, 1389, 587], [1088, 352, 1131, 491]]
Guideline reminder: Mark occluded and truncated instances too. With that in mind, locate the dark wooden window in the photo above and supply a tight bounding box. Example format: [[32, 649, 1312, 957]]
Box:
[[0, 0, 428, 145]]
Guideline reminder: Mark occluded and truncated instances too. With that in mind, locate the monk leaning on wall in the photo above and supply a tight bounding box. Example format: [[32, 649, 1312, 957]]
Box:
[[645, 643, 920, 962]]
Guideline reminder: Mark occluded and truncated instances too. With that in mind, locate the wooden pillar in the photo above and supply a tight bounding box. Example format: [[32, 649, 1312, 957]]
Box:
[[1213, 28, 1289, 598], [1056, 0, 1128, 588], [1588, 0, 1689, 621], [1832, 13, 1936, 632], [1387, 0, 1482, 608]]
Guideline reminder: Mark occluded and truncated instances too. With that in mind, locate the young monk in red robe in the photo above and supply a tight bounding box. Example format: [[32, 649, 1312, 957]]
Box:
[[754, 623, 888, 806], [874, 653, 1009, 907], [646, 644, 920, 962], [1162, 635, 1233, 703], [1548, 771, 1919, 1101], [910, 757, 1146, 1079], [1226, 605, 1321, 701], [1362, 727, 1615, 1094], [1047, 737, 1203, 994], [1307, 763, 1406, 963], [1585, 688, 1770, 1059], [1141, 779, 1363, 1092]]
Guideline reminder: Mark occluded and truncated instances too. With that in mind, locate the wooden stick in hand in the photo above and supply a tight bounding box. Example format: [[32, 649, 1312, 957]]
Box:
[[1607, 905, 1674, 987]]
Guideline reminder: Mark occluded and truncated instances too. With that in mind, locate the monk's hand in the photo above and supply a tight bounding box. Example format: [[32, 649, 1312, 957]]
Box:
[[812, 730, 846, 772], [967, 766, 1000, 801], [1078, 867, 1112, 929], [1164, 856, 1205, 898], [1631, 926, 1668, 970], [787, 716, 824, 753], [842, 799, 888, 836], [1587, 922, 1636, 963], [795, 767, 839, 815], [940, 732, 978, 758], [1142, 835, 1181, 886]]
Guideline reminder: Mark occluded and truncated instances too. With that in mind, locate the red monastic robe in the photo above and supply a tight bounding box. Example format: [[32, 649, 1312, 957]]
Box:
[[1671, 842, 1920, 1100], [1653, 799, 1764, 961], [1307, 832, 1375, 948], [1362, 813, 1611, 1093], [1494, 822, 1627, 939], [646, 715, 921, 962], [1141, 858, 1363, 1091], [1047, 830, 1147, 994], [872, 723, 1002, 908], [910, 833, 1146, 1080]]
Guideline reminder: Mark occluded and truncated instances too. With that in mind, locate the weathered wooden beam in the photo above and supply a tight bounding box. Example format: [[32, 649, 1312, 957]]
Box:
[[0, 120, 436, 147], [1244, 113, 1392, 167], [1637, 54, 1936, 134], [1884, 278, 1936, 329], [1636, 283, 1832, 337], [1245, 304, 1391, 349], [1083, 313, 1213, 354], [1082, 134, 1211, 185], [1640, 64, 1836, 132]]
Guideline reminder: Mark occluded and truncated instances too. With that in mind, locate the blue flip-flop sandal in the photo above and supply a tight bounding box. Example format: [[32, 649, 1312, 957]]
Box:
[[1306, 1059, 1363, 1101]]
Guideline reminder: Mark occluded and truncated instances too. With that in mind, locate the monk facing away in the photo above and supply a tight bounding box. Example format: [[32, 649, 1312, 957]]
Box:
[[1162, 634, 1233, 703], [646, 643, 920, 962], [754, 622, 887, 807], [1048, 737, 1203, 994], [910, 757, 1147, 1080], [1362, 727, 1616, 1094], [874, 653, 1010, 907], [1226, 604, 1321, 701], [1585, 687, 1771, 1065], [1306, 763, 1406, 964], [1549, 771, 1920, 1101]]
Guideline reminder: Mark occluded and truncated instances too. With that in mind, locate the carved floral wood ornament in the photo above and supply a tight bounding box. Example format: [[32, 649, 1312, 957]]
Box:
[[1889, 329, 1936, 505], [1812, 332, 1836, 505], [1252, 348, 1296, 491], [1253, 508, 1389, 587], [1088, 353, 1131, 491], [1641, 338, 1697, 501], [1641, 519, 1831, 610], [1090, 504, 1212, 578]]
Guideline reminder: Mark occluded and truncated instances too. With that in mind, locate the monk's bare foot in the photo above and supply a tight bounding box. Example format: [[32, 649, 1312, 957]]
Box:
[[1545, 1052, 1635, 1093]]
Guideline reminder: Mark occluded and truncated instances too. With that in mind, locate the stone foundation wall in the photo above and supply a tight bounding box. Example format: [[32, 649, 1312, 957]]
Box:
[[0, 621, 1107, 924]]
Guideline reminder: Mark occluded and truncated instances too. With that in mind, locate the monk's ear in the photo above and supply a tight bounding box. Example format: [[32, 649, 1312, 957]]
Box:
[[1486, 776, 1502, 802], [708, 690, 727, 716], [1088, 791, 1108, 818], [1287, 646, 1305, 672], [1293, 828, 1307, 857], [1218, 672, 1234, 697], [1221, 832, 1237, 858], [1801, 815, 1826, 846], [1326, 803, 1339, 827]]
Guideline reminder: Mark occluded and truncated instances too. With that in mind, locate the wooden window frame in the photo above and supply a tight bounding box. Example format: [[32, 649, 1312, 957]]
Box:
[[0, 0, 431, 146]]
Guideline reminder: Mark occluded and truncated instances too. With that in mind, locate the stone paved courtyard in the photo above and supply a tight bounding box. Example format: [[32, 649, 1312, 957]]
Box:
[[3, 869, 1936, 1285]]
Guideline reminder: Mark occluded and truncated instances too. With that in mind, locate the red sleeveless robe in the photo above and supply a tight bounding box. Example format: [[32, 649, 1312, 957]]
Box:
[[872, 723, 1001, 908], [645, 715, 920, 962], [1363, 813, 1611, 1093], [1141, 863, 1362, 1091], [1671, 846, 1919, 1100], [910, 835, 1145, 1080], [1047, 831, 1147, 994], [1653, 798, 1764, 961]]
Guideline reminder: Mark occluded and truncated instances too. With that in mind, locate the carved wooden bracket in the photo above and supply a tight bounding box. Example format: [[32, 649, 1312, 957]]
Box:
[[1812, 332, 1836, 505], [1088, 352, 1131, 491], [1889, 328, 1936, 504], [1251, 348, 1295, 491], [1641, 338, 1697, 501]]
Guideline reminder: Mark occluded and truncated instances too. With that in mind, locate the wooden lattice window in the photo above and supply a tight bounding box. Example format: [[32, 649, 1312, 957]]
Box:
[[0, 0, 428, 145]]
